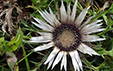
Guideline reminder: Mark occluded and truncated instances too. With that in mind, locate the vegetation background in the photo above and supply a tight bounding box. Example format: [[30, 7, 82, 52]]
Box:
[[0, 0, 113, 71]]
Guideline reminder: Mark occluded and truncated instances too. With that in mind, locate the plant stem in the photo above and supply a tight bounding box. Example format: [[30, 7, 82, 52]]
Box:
[[21, 44, 30, 71], [17, 51, 33, 64]]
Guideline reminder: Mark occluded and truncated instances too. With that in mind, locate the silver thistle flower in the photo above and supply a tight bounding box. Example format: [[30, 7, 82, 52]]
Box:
[[29, 0, 105, 71]]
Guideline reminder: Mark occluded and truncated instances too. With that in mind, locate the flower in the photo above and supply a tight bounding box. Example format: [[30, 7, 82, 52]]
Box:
[[29, 0, 105, 71]]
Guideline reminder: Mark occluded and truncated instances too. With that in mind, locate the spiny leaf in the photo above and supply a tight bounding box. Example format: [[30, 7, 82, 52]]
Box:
[[92, 3, 113, 21], [98, 48, 113, 57]]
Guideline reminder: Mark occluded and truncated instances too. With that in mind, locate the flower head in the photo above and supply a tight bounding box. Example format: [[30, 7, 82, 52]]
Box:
[[29, 0, 105, 71]]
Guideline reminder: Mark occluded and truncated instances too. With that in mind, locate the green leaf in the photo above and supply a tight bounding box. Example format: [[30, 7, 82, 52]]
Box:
[[110, 15, 113, 19], [98, 48, 113, 57], [92, 3, 113, 21], [102, 14, 108, 24], [108, 3, 113, 13], [21, 18, 29, 27], [0, 37, 4, 43], [6, 52, 19, 71], [8, 28, 23, 52], [30, 52, 49, 71], [0, 37, 5, 55], [22, 28, 37, 32], [32, 0, 38, 5], [2, 28, 23, 52], [0, 46, 4, 56], [82, 57, 98, 71], [0, 39, 4, 55], [1, 41, 10, 52]]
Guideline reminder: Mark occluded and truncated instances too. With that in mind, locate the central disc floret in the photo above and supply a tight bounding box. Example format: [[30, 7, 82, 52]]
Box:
[[52, 23, 81, 51], [58, 29, 75, 48]]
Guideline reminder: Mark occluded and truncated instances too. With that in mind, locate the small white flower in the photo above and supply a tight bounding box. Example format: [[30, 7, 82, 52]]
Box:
[[29, 0, 105, 71]]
